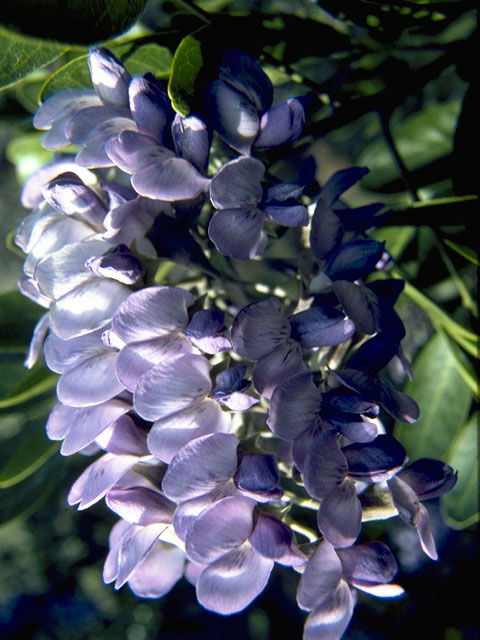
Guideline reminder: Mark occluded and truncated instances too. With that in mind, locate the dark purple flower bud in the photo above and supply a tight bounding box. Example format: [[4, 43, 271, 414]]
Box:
[[342, 434, 407, 483], [128, 73, 174, 143], [211, 366, 257, 411], [320, 167, 369, 207], [310, 199, 345, 260], [88, 48, 131, 106], [336, 541, 398, 586], [184, 309, 231, 354], [231, 298, 290, 360], [317, 478, 362, 547], [234, 453, 282, 500], [249, 513, 305, 566], [172, 113, 210, 174], [335, 202, 390, 233], [289, 305, 356, 348], [42, 172, 107, 227], [332, 280, 381, 335], [85, 244, 144, 284], [322, 390, 379, 418], [303, 430, 348, 500], [254, 97, 305, 149], [397, 458, 458, 500]]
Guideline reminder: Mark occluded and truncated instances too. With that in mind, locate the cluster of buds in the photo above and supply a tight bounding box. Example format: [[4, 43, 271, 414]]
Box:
[[15, 47, 457, 639]]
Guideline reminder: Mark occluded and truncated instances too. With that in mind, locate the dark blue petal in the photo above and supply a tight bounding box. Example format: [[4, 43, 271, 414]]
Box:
[[254, 98, 305, 149], [320, 167, 369, 207], [342, 434, 407, 482], [303, 430, 348, 500], [213, 366, 249, 396], [219, 50, 273, 113], [335, 202, 389, 233], [263, 203, 308, 227], [310, 199, 344, 260], [324, 238, 385, 282], [336, 541, 398, 585], [289, 306, 356, 349], [210, 156, 264, 210], [129, 73, 173, 144], [208, 208, 267, 259], [332, 280, 381, 335], [397, 458, 458, 500], [172, 113, 210, 174], [231, 298, 290, 359], [234, 454, 280, 495], [322, 390, 379, 418], [253, 339, 307, 399]]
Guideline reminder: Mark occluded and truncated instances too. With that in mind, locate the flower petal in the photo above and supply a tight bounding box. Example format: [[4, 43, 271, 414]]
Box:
[[132, 158, 210, 202], [303, 431, 348, 500], [231, 298, 290, 360], [210, 156, 264, 210], [127, 542, 185, 598], [317, 478, 362, 548], [106, 487, 175, 525], [303, 580, 354, 640], [208, 208, 267, 260], [254, 97, 305, 149], [297, 540, 343, 611]]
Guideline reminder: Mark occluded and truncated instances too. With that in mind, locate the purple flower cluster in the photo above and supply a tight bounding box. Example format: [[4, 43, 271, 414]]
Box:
[[15, 47, 457, 640]]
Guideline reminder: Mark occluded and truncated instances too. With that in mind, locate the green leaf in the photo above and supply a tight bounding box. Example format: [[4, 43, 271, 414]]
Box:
[[358, 100, 462, 190], [39, 43, 172, 103], [0, 420, 59, 488], [0, 454, 64, 526], [0, 291, 44, 349], [1, 0, 148, 45], [0, 361, 57, 409], [394, 331, 472, 462], [6, 132, 54, 183], [168, 33, 204, 116], [442, 412, 479, 528], [444, 239, 479, 266], [124, 43, 173, 79], [0, 24, 70, 90]]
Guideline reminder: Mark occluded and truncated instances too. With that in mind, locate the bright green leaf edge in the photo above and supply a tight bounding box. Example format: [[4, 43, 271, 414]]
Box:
[[0, 365, 58, 409], [0, 433, 59, 488], [168, 32, 204, 116], [444, 239, 479, 266]]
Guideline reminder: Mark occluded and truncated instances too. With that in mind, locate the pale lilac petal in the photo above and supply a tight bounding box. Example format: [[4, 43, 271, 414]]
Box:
[[231, 298, 290, 360], [33, 89, 101, 129], [43, 328, 105, 373], [318, 478, 362, 548], [50, 278, 130, 339], [20, 160, 96, 208], [115, 522, 169, 589], [113, 286, 194, 343], [134, 353, 212, 420], [185, 496, 255, 565], [104, 519, 132, 583], [60, 398, 130, 455], [106, 487, 175, 525], [414, 504, 438, 560], [24, 312, 50, 369], [57, 350, 124, 407], [210, 156, 264, 210], [173, 487, 238, 542], [116, 335, 192, 392], [297, 541, 343, 611], [146, 399, 231, 464], [184, 309, 230, 355], [67, 453, 140, 509], [88, 48, 131, 106], [354, 582, 405, 597], [96, 414, 149, 456], [105, 130, 171, 172], [65, 106, 131, 144], [303, 580, 354, 640], [45, 403, 74, 441], [162, 433, 239, 502], [208, 208, 267, 260], [253, 339, 307, 399], [196, 543, 274, 614], [132, 158, 210, 201], [303, 431, 348, 500], [128, 542, 185, 598], [254, 98, 304, 149], [267, 371, 322, 441]]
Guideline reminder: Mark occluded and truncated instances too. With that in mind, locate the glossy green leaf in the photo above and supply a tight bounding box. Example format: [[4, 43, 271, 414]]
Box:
[[358, 100, 462, 190], [0, 361, 57, 409], [6, 132, 54, 183], [168, 33, 204, 116], [0, 420, 59, 488], [444, 239, 479, 266], [0, 455, 64, 526], [394, 331, 472, 461], [124, 43, 172, 79], [442, 412, 479, 528], [1, 0, 147, 45], [0, 24, 70, 90], [0, 291, 44, 348]]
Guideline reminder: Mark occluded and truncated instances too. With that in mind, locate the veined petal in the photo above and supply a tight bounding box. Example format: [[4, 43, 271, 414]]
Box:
[[303, 431, 348, 500], [106, 487, 175, 525], [128, 542, 185, 598], [146, 399, 231, 464], [128, 74, 173, 142], [210, 156, 264, 210], [65, 106, 131, 145], [43, 328, 105, 373], [134, 353, 212, 421], [172, 113, 210, 174], [303, 580, 354, 640], [336, 541, 398, 585], [113, 286, 194, 343], [343, 435, 407, 483], [50, 278, 130, 339], [33, 89, 101, 129], [132, 158, 210, 202], [231, 298, 290, 360], [297, 540, 343, 612], [115, 522, 169, 589], [105, 130, 172, 173], [254, 98, 305, 149], [289, 306, 356, 349], [67, 452, 140, 509], [249, 513, 305, 566], [60, 398, 130, 455], [253, 339, 307, 399], [196, 542, 274, 614], [96, 414, 149, 456], [162, 432, 239, 502], [317, 478, 362, 548], [185, 496, 255, 565], [208, 208, 267, 260]]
